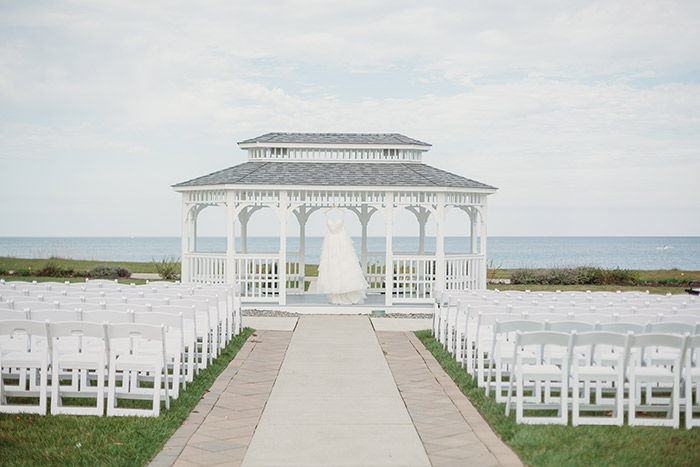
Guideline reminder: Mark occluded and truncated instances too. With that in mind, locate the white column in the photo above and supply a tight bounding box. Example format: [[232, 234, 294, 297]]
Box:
[[470, 207, 478, 254], [278, 191, 288, 305], [225, 192, 236, 284], [384, 193, 394, 306], [240, 209, 248, 254], [181, 199, 190, 283], [479, 204, 488, 289], [360, 205, 369, 272], [298, 206, 307, 294], [435, 193, 446, 292], [190, 208, 198, 253]]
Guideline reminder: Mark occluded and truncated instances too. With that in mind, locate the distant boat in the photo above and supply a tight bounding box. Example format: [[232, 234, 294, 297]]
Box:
[[656, 245, 674, 250]]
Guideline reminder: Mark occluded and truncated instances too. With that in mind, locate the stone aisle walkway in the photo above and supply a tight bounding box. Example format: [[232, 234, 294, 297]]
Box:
[[149, 331, 292, 467], [242, 315, 431, 466], [150, 317, 522, 467], [378, 332, 522, 467]]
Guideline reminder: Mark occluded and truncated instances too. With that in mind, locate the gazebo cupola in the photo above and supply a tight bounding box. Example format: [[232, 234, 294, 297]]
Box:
[[173, 132, 497, 307]]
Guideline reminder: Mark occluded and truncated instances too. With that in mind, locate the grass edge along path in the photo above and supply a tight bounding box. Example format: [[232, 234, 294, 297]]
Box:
[[414, 330, 700, 467], [0, 328, 255, 467]]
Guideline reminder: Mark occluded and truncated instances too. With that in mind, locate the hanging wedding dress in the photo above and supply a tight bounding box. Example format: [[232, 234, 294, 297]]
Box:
[[316, 217, 369, 305]]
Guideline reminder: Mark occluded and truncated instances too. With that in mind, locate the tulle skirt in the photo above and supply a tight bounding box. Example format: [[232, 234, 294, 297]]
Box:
[[316, 230, 368, 305]]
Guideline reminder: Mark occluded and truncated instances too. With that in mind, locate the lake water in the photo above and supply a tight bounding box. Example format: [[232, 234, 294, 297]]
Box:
[[0, 236, 698, 270]]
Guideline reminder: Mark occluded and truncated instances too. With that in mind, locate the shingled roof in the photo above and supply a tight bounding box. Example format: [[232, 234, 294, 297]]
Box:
[[238, 132, 431, 147], [173, 162, 495, 190]]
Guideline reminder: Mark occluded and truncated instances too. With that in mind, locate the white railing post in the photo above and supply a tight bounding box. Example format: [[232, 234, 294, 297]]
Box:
[[225, 191, 236, 284], [384, 193, 394, 306], [435, 193, 446, 293], [181, 200, 191, 283], [278, 191, 288, 306]]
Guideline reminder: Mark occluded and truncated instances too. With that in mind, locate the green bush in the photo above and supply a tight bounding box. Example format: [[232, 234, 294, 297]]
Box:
[[87, 264, 131, 279], [510, 267, 638, 286], [11, 268, 33, 277], [152, 256, 181, 281], [36, 259, 75, 277]]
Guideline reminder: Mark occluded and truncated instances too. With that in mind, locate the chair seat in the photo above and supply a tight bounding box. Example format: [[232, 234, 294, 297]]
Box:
[[634, 367, 674, 379], [113, 354, 161, 372], [1, 351, 46, 367], [56, 353, 104, 368], [577, 366, 619, 378], [521, 364, 562, 377]]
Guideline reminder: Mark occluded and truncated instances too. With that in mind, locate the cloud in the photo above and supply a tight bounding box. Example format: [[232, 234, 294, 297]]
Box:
[[1, 0, 699, 237]]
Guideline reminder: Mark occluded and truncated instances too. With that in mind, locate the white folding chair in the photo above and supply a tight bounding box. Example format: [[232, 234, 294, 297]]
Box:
[[133, 311, 186, 396], [106, 323, 168, 417], [0, 320, 50, 414], [685, 334, 700, 429], [569, 331, 630, 426], [49, 321, 107, 416], [486, 319, 543, 402], [506, 331, 571, 425], [627, 333, 688, 428], [150, 305, 201, 374]]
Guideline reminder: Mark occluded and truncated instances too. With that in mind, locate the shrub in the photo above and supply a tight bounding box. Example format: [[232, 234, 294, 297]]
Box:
[[0, 267, 7, 275], [11, 268, 33, 277], [510, 267, 638, 286], [152, 256, 181, 281], [36, 259, 75, 277], [88, 265, 131, 279]]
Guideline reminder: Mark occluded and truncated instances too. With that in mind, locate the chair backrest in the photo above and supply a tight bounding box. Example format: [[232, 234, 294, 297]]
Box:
[[14, 300, 56, 311], [29, 309, 82, 322], [570, 330, 631, 366], [0, 309, 28, 320], [102, 302, 151, 313], [628, 332, 689, 367], [599, 321, 648, 334], [493, 319, 543, 337], [82, 310, 133, 324], [546, 320, 595, 333], [646, 322, 697, 336], [82, 297, 127, 306], [515, 330, 572, 349], [106, 322, 164, 343], [150, 305, 197, 322], [0, 319, 50, 352], [125, 297, 166, 307], [50, 321, 107, 353], [661, 315, 700, 326]]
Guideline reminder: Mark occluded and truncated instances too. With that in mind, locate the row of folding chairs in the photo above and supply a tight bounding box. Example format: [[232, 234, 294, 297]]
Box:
[[450, 288, 698, 309], [501, 329, 700, 429], [0, 319, 173, 417], [433, 291, 700, 350], [0, 282, 244, 366], [434, 294, 700, 361]]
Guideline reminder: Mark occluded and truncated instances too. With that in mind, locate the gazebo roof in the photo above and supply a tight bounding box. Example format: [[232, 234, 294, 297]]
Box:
[[238, 132, 431, 147], [173, 162, 496, 190]]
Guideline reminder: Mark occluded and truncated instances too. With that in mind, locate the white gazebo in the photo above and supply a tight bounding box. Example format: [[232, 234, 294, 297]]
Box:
[[173, 133, 496, 309]]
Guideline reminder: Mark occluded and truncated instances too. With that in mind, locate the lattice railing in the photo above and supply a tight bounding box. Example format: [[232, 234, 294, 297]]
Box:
[[445, 254, 485, 290], [184, 252, 226, 284]]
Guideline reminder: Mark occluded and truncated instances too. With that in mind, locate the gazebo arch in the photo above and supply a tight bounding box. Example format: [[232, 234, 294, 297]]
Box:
[[173, 133, 497, 308]]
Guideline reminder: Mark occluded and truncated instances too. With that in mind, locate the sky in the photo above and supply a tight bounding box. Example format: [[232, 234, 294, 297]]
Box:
[[1, 0, 699, 238]]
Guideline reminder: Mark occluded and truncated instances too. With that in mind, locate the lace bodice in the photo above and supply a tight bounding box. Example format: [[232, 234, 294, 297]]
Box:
[[326, 218, 345, 234]]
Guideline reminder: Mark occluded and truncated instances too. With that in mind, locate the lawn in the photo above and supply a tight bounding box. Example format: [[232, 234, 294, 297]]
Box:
[[0, 328, 254, 466], [0, 257, 159, 275], [415, 330, 700, 467]]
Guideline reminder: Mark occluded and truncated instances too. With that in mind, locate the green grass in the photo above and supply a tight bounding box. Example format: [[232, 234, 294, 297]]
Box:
[[415, 330, 700, 467], [0, 328, 255, 466], [0, 257, 159, 274]]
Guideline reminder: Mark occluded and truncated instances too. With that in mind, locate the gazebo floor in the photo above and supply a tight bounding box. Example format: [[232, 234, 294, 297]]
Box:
[[242, 293, 433, 315]]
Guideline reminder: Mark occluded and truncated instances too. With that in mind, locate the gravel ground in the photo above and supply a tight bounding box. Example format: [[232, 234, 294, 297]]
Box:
[[242, 309, 432, 319]]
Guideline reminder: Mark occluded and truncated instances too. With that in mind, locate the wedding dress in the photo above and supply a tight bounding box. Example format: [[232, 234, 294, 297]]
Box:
[[316, 217, 369, 305]]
